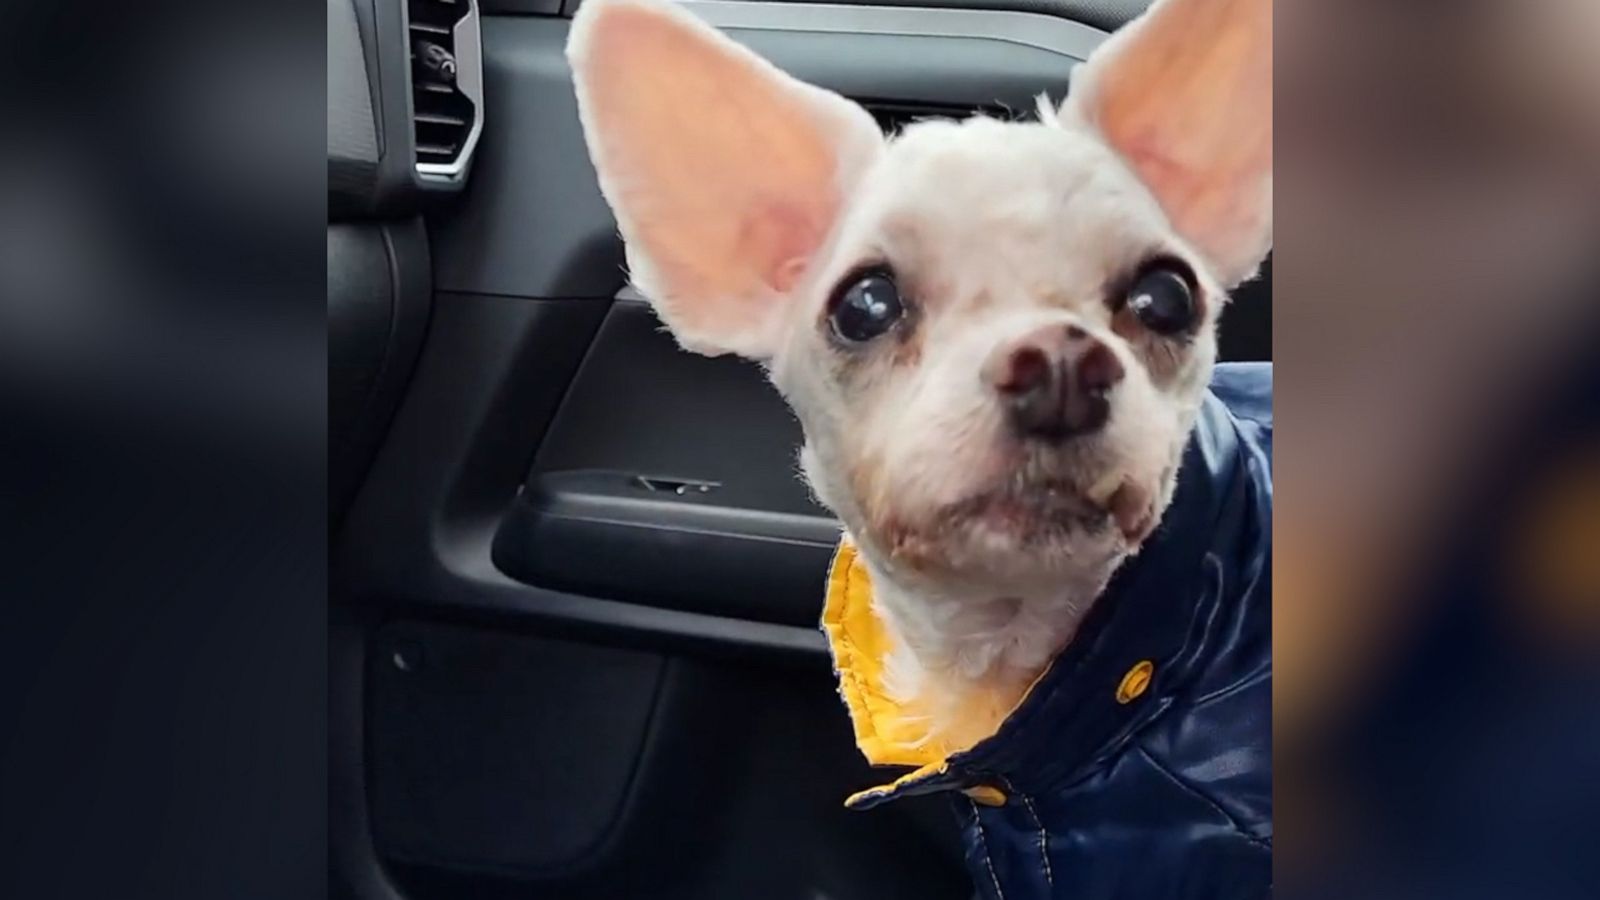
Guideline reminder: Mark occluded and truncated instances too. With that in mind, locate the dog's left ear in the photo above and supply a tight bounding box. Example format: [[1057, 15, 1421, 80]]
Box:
[[1064, 0, 1272, 286]]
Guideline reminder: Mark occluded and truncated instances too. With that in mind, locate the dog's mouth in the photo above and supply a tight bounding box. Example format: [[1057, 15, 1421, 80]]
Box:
[[930, 471, 1155, 547], [870, 468, 1163, 579]]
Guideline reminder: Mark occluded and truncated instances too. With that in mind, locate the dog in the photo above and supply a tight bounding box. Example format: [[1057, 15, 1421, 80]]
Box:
[[569, 0, 1272, 895]]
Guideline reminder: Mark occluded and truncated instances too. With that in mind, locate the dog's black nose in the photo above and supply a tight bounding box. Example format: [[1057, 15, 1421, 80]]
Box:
[[984, 323, 1124, 441]]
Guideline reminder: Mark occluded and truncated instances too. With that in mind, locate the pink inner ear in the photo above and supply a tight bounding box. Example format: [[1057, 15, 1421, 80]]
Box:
[[737, 198, 833, 293], [1116, 115, 1272, 272], [576, 2, 871, 351], [1077, 0, 1272, 281]]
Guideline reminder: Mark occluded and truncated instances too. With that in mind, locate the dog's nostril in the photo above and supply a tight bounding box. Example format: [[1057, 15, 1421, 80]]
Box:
[[1077, 343, 1125, 394], [996, 345, 1053, 395]]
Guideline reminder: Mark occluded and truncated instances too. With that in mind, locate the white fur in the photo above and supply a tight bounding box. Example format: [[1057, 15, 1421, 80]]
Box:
[[773, 118, 1215, 733]]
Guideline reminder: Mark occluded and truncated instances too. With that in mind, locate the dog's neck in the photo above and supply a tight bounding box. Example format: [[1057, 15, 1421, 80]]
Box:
[[856, 548, 1125, 753]]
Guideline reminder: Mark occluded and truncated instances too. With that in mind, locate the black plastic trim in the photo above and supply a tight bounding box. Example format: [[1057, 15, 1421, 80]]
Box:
[[329, 218, 434, 529], [333, 293, 830, 662], [493, 469, 839, 627]]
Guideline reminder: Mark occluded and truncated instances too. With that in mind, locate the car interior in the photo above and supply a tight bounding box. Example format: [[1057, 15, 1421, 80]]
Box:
[[328, 0, 1271, 897]]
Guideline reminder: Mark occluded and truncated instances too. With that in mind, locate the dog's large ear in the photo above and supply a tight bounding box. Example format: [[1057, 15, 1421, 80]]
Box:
[[1063, 0, 1272, 286], [567, 0, 884, 357]]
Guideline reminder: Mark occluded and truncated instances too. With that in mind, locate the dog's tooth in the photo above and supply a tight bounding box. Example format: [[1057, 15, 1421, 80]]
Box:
[[1087, 472, 1123, 506], [1110, 482, 1155, 543]]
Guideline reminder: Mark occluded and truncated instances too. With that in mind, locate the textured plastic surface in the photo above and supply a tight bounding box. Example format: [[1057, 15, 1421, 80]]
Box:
[[531, 300, 820, 514], [328, 219, 432, 527], [370, 630, 970, 898], [369, 621, 665, 874], [494, 469, 839, 627], [328, 0, 381, 214]]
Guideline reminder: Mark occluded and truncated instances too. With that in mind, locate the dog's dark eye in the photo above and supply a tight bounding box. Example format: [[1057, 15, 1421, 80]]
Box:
[[828, 269, 904, 343], [1124, 264, 1197, 336]]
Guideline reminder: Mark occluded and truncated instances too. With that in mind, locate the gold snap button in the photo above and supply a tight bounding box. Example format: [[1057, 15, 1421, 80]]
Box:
[[1116, 660, 1155, 704]]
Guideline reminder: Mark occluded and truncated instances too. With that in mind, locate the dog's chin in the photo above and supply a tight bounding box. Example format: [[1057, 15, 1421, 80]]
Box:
[[874, 475, 1159, 582]]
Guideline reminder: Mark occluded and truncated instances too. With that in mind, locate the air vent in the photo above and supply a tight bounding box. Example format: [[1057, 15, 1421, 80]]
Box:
[[408, 0, 483, 180], [864, 100, 1016, 135], [870, 100, 1004, 133]]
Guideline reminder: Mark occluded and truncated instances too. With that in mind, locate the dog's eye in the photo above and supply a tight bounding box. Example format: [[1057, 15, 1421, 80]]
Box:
[[828, 269, 905, 343], [1125, 264, 1197, 336]]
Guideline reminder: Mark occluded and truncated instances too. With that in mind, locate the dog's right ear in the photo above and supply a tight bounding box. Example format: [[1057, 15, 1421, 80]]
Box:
[[567, 0, 884, 358], [1062, 0, 1272, 287]]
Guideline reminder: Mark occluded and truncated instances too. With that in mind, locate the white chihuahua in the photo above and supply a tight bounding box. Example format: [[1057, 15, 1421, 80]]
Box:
[[568, 0, 1271, 752]]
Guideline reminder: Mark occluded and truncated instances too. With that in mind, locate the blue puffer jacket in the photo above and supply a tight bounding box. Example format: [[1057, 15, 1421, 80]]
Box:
[[823, 363, 1272, 900]]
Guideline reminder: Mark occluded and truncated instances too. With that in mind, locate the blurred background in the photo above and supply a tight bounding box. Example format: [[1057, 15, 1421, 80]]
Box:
[[1275, 0, 1599, 896], [0, 0, 1595, 897], [0, 2, 326, 898]]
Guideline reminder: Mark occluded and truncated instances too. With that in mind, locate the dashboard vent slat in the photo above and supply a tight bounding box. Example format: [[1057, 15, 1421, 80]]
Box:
[[415, 112, 467, 127], [863, 100, 1014, 135], [408, 0, 481, 180]]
